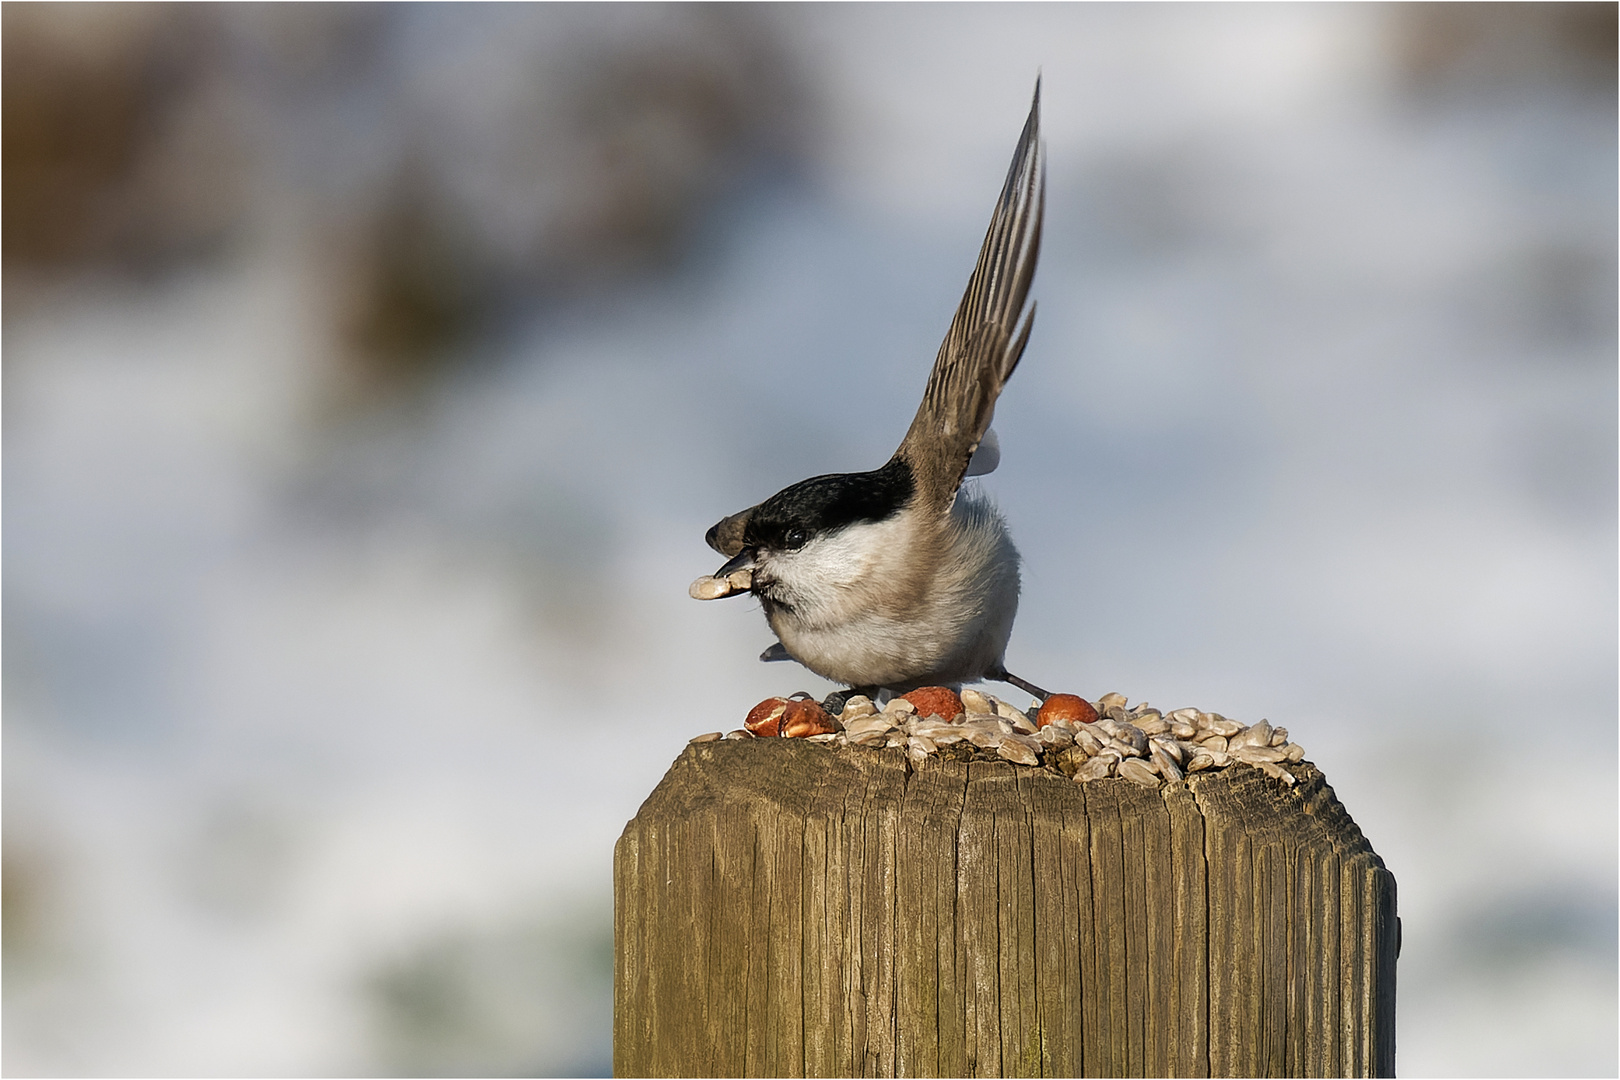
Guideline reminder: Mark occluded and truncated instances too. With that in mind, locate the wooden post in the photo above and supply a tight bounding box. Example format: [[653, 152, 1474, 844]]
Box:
[[614, 739, 1396, 1078]]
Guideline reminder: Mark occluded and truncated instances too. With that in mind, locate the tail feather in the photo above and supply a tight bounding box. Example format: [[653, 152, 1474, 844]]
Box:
[[897, 79, 1045, 509]]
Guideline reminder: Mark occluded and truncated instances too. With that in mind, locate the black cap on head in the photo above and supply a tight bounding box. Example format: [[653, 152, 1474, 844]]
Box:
[[744, 457, 914, 552]]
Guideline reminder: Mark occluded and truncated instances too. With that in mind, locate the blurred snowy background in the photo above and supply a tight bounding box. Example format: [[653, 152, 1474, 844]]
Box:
[[3, 4, 1614, 1076]]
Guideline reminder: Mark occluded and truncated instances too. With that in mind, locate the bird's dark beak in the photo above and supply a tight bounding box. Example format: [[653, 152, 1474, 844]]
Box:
[[715, 547, 757, 578]]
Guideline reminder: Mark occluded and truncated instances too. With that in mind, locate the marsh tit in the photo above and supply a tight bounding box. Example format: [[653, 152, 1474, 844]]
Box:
[[693, 81, 1049, 703]]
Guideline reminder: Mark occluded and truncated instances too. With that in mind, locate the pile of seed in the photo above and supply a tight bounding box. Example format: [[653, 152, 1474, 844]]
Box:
[[691, 690, 1306, 789]]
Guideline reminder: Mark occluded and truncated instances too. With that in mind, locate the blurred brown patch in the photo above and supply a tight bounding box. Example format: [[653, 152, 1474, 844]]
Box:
[[335, 171, 491, 394], [2, 5, 811, 402], [551, 20, 798, 283], [1, 840, 53, 973], [332, 9, 807, 398], [1, 4, 248, 284], [1392, 3, 1618, 97]]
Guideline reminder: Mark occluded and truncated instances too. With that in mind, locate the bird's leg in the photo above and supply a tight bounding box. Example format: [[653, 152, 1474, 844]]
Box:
[[991, 667, 1050, 702], [822, 685, 882, 715]]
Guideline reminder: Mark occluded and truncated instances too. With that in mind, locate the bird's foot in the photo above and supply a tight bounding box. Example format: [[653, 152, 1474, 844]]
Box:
[[821, 685, 882, 716]]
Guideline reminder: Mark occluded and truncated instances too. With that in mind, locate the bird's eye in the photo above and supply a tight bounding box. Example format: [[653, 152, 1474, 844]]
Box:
[[784, 528, 808, 550]]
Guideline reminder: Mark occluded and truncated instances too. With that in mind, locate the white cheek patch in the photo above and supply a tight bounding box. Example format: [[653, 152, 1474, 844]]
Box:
[[765, 516, 911, 604]]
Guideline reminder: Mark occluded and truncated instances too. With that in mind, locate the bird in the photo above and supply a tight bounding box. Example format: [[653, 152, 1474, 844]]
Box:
[[692, 80, 1049, 706]]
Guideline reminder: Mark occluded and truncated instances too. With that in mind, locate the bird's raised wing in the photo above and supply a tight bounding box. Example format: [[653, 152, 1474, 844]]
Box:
[[896, 80, 1045, 510]]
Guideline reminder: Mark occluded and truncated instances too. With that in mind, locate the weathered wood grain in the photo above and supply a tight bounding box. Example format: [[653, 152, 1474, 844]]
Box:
[[614, 739, 1396, 1078]]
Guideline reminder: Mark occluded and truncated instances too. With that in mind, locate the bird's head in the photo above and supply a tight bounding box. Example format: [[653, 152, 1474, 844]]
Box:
[[703, 457, 916, 609]]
